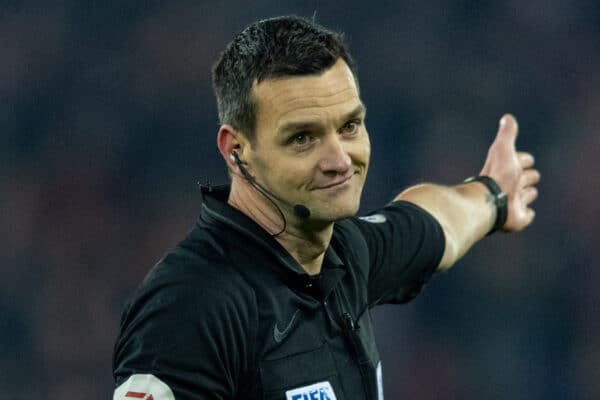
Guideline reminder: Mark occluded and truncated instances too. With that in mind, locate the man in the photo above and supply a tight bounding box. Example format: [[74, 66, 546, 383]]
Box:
[[113, 16, 539, 400]]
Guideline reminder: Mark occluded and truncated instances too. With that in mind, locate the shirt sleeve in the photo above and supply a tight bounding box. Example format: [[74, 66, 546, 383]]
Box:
[[112, 264, 256, 400], [349, 200, 446, 305]]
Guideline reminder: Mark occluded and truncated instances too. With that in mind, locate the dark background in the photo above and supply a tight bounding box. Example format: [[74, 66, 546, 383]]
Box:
[[2, 1, 599, 399]]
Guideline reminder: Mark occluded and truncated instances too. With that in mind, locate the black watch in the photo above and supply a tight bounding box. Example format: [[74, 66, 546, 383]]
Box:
[[464, 175, 508, 235]]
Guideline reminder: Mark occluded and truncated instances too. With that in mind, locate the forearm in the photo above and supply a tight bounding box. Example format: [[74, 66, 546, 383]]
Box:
[[395, 181, 496, 271]]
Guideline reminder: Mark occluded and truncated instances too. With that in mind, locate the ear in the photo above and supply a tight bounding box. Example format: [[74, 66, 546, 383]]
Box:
[[217, 124, 249, 173]]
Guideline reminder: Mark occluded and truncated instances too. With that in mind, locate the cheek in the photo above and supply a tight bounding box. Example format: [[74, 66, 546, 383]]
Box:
[[363, 140, 371, 162], [258, 156, 307, 190], [363, 131, 371, 154], [351, 135, 371, 166], [283, 166, 312, 189]]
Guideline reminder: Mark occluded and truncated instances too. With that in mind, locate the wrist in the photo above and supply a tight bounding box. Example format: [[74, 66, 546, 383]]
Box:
[[463, 175, 508, 235]]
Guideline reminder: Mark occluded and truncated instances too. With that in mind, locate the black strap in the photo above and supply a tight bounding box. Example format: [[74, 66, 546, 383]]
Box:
[[464, 175, 508, 235]]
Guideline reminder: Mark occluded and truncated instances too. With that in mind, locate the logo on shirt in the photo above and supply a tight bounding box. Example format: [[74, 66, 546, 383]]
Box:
[[285, 381, 337, 400], [358, 214, 387, 223], [273, 309, 300, 343], [113, 374, 175, 400]]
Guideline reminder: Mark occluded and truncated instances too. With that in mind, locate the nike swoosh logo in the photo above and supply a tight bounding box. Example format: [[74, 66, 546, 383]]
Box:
[[273, 309, 300, 343]]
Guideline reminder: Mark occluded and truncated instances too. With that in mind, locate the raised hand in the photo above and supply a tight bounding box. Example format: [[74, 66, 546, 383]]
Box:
[[479, 114, 540, 232]]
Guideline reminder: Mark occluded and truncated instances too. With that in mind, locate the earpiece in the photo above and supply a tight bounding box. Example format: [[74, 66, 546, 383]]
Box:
[[230, 151, 252, 181], [230, 150, 242, 165]]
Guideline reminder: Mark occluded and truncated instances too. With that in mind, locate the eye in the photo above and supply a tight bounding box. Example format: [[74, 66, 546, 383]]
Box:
[[340, 119, 361, 136], [288, 132, 317, 151], [292, 133, 309, 146]]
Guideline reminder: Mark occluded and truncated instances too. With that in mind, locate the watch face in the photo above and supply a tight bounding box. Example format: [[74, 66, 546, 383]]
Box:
[[497, 192, 508, 207]]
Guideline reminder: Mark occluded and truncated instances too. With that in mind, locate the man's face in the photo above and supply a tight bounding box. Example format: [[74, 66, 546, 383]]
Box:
[[245, 59, 370, 224]]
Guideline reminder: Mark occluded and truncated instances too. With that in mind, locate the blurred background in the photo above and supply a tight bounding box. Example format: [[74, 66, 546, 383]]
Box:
[[2, 1, 599, 399]]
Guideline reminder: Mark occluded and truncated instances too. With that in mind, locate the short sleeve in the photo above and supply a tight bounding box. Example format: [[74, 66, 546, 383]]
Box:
[[112, 265, 256, 400], [349, 200, 445, 305]]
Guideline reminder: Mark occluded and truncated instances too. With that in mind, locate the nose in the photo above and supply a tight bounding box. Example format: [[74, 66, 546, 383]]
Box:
[[317, 135, 352, 174]]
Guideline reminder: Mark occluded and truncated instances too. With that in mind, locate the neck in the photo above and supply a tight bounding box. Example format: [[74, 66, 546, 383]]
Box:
[[228, 179, 333, 275]]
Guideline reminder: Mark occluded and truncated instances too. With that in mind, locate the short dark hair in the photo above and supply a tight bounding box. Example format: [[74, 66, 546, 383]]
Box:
[[212, 15, 357, 144]]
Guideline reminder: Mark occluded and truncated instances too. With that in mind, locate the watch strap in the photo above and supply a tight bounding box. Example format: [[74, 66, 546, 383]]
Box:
[[464, 175, 508, 235]]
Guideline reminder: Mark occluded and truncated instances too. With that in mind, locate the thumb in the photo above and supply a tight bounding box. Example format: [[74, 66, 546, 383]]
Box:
[[495, 113, 519, 148]]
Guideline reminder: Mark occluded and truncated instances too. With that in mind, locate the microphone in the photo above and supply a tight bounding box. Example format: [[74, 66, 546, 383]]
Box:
[[293, 204, 311, 219], [230, 151, 311, 220]]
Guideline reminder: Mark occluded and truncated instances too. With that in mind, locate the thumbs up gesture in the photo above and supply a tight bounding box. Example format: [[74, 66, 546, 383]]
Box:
[[479, 114, 540, 232]]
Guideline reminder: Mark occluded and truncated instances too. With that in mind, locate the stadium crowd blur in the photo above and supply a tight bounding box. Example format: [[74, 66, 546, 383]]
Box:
[[2, 1, 599, 399]]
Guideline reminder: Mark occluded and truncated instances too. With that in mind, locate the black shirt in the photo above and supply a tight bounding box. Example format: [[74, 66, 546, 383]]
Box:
[[113, 185, 445, 400]]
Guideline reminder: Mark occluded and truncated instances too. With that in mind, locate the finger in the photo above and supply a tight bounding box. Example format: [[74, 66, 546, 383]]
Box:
[[518, 152, 535, 169], [520, 169, 541, 187], [521, 186, 538, 205], [525, 208, 536, 225], [495, 114, 519, 148]]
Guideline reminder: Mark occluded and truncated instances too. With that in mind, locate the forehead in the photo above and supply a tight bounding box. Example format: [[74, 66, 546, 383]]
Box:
[[251, 59, 361, 135]]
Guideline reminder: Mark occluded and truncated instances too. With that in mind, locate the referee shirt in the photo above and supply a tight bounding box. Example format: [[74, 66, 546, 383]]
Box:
[[113, 184, 445, 400]]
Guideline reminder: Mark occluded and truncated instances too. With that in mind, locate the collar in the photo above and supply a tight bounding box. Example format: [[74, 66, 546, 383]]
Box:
[[198, 184, 345, 300]]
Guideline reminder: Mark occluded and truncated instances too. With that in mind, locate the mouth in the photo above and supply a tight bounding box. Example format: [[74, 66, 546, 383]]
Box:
[[314, 173, 355, 190]]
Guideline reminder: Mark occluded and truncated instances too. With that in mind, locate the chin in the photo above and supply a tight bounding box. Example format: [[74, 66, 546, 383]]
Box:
[[313, 202, 360, 222], [304, 187, 364, 222]]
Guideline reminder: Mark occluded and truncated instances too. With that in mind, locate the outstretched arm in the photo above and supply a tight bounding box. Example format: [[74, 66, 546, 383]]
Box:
[[396, 114, 540, 271]]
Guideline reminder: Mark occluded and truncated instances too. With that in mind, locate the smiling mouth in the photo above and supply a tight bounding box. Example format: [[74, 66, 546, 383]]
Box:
[[315, 174, 354, 190]]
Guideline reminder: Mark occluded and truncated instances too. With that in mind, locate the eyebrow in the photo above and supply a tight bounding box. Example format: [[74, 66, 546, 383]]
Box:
[[277, 103, 367, 136]]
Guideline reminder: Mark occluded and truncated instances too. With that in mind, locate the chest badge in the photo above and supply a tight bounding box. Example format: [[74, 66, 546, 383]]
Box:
[[273, 309, 300, 343], [285, 381, 337, 400]]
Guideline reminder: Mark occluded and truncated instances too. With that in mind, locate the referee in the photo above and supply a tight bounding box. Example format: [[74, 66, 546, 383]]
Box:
[[113, 16, 539, 400]]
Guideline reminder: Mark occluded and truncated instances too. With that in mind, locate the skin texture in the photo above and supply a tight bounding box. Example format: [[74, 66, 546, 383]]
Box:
[[479, 115, 539, 232], [217, 59, 370, 274]]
